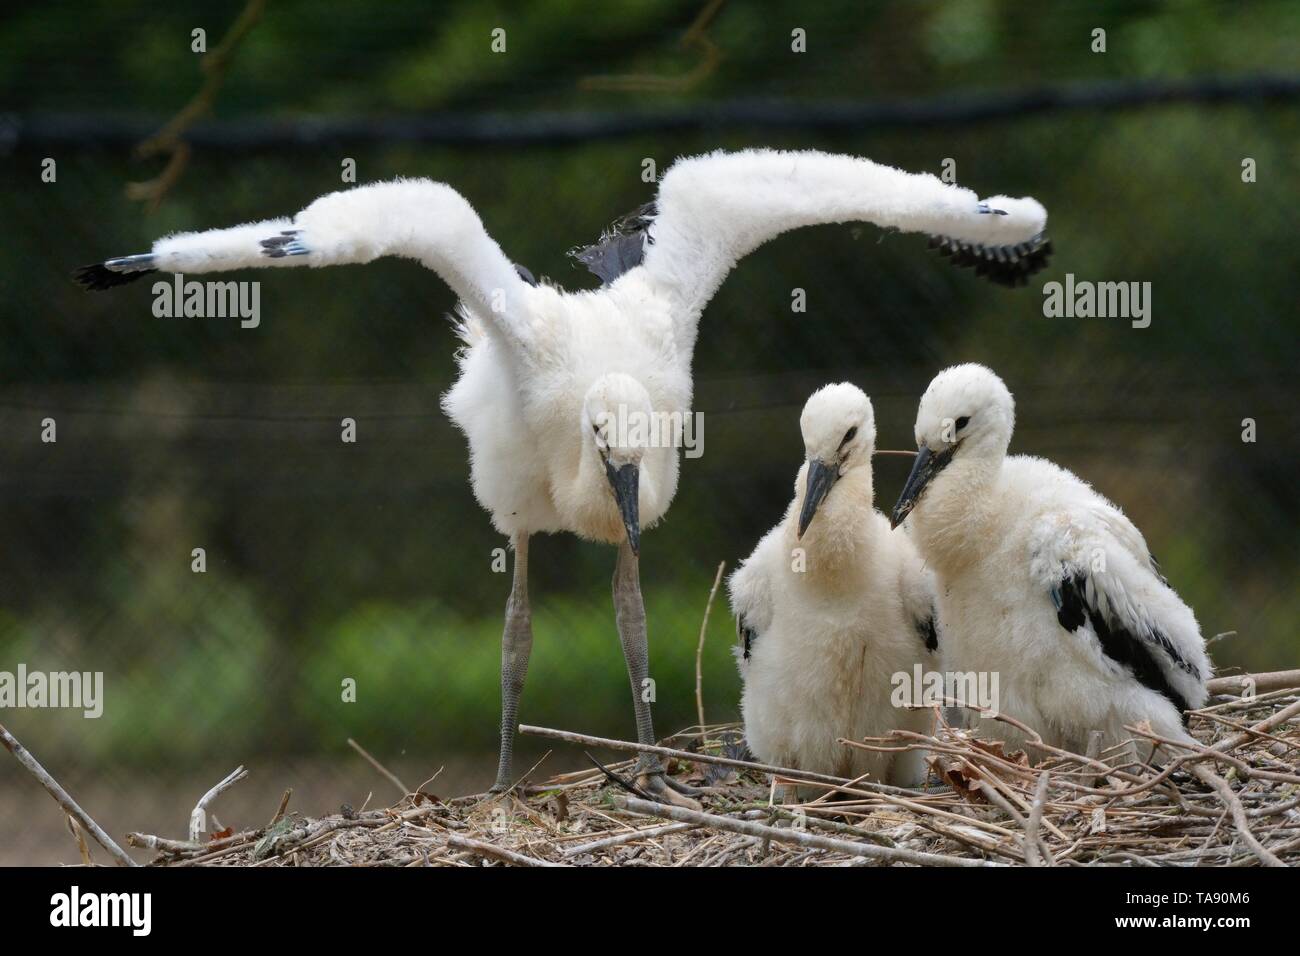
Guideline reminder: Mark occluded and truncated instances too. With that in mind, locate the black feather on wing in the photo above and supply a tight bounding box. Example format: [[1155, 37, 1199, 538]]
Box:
[[1051, 570, 1199, 723], [569, 201, 657, 285], [73, 262, 159, 291], [927, 233, 1052, 288], [917, 614, 939, 653], [737, 617, 757, 661]]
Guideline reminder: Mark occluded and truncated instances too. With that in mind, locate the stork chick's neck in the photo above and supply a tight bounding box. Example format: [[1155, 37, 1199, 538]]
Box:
[[910, 456, 1002, 575], [786, 466, 880, 590]]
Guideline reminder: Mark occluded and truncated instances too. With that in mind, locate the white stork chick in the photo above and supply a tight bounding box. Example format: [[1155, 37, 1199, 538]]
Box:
[[890, 364, 1211, 758], [77, 151, 1048, 805], [729, 384, 938, 789]]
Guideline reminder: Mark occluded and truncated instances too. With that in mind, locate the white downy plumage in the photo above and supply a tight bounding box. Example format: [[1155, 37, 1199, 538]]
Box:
[[890, 364, 1211, 757], [728, 384, 938, 788], [78, 151, 1047, 800]]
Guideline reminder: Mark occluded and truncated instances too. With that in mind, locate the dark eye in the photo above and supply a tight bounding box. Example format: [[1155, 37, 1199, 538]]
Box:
[[840, 426, 857, 447], [955, 416, 971, 431]]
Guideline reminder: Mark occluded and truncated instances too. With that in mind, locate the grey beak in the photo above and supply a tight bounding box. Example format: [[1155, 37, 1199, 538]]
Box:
[[890, 445, 953, 529], [797, 459, 838, 539], [605, 461, 640, 555]]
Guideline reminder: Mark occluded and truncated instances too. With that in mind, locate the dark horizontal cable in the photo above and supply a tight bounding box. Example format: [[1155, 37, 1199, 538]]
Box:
[[4, 74, 1297, 151]]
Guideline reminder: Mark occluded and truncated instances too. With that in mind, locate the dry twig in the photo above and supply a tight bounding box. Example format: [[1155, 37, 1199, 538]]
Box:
[[123, 669, 1300, 868], [348, 738, 410, 797], [189, 765, 248, 841], [0, 721, 137, 867], [696, 561, 726, 735]]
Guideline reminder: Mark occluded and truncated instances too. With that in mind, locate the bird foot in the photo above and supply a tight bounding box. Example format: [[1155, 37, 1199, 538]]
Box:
[[636, 772, 703, 810], [487, 775, 530, 800], [661, 775, 709, 798], [475, 784, 532, 822]]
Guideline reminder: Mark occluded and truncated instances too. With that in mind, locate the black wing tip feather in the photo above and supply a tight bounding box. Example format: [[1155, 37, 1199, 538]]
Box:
[[73, 260, 159, 292], [928, 233, 1053, 288], [569, 201, 658, 285]]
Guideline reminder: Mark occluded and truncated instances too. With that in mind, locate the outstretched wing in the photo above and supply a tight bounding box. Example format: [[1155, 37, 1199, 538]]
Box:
[[1031, 509, 1210, 723], [572, 149, 1050, 346], [74, 179, 536, 346]]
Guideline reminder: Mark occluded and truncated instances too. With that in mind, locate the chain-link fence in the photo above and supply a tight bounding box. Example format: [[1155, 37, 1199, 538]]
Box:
[[1, 0, 1297, 864]]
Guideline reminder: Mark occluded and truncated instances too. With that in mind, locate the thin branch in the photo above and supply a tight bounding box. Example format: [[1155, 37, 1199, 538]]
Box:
[[445, 834, 568, 867], [1024, 771, 1053, 867], [268, 788, 293, 828], [616, 796, 1001, 867], [1189, 764, 1284, 867], [190, 766, 248, 841], [561, 822, 695, 858], [579, 0, 726, 93], [519, 723, 920, 797], [0, 721, 137, 867], [127, 828, 259, 855], [347, 738, 409, 797], [696, 561, 726, 736], [1206, 670, 1300, 697], [128, 0, 266, 208]]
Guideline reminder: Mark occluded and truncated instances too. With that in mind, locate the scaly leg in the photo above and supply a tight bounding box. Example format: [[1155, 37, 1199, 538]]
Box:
[[490, 535, 533, 794], [611, 541, 701, 809]]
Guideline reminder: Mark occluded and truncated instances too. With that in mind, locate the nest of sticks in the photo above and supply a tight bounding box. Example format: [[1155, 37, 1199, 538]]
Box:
[[124, 671, 1300, 868]]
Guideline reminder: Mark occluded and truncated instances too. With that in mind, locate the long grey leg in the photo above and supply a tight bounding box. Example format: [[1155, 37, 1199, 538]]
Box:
[[612, 540, 658, 773], [612, 541, 702, 807], [490, 534, 533, 793]]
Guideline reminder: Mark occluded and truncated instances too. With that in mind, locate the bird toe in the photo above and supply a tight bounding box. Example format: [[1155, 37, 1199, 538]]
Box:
[[636, 772, 703, 811]]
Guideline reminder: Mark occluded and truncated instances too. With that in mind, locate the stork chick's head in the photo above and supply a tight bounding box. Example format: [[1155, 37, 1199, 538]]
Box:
[[797, 382, 876, 538], [583, 373, 655, 555], [891, 363, 1015, 529]]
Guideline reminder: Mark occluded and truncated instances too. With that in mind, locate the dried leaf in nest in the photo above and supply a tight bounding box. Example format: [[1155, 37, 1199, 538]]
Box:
[[929, 738, 1029, 799], [970, 737, 1030, 767], [209, 826, 234, 842], [550, 791, 569, 823], [929, 752, 979, 795]]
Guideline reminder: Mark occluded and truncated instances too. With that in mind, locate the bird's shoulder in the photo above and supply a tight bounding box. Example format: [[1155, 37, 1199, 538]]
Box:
[[1001, 453, 1089, 500], [897, 555, 939, 654], [728, 525, 789, 662], [1014, 455, 1160, 589]]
